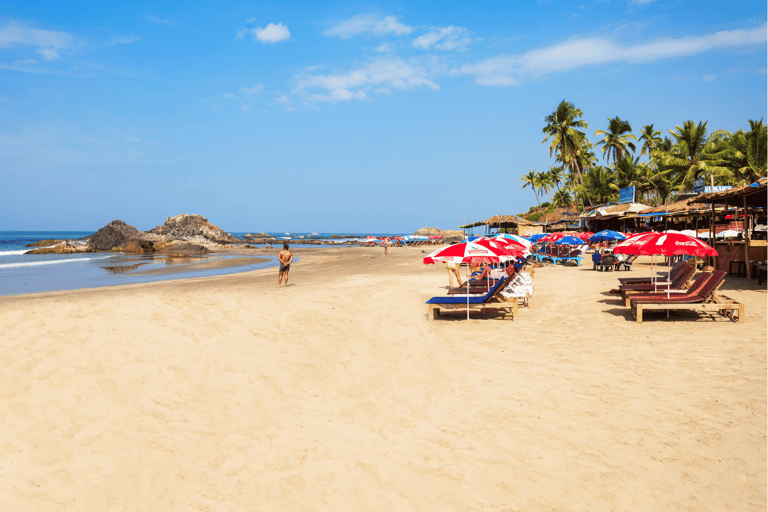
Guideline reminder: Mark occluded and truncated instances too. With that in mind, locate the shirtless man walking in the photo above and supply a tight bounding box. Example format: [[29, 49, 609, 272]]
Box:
[[277, 244, 293, 287]]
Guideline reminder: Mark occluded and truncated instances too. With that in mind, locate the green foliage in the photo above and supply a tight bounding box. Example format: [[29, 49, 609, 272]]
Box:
[[535, 104, 765, 211]]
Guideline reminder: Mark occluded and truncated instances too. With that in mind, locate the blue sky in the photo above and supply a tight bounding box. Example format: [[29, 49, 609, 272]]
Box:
[[1, 0, 766, 233]]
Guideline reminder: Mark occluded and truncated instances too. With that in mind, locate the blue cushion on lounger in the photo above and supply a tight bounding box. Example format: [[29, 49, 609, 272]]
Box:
[[426, 277, 506, 305]]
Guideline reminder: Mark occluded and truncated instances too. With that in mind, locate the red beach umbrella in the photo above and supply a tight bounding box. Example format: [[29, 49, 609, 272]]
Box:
[[423, 241, 503, 265], [577, 232, 594, 241], [614, 233, 717, 257]]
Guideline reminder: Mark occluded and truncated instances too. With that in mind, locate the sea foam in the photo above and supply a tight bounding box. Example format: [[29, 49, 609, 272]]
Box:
[[0, 255, 112, 269]]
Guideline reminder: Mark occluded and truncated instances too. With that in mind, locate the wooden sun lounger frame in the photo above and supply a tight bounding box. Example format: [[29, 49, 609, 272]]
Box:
[[428, 299, 518, 321], [427, 272, 519, 321], [621, 264, 697, 307], [629, 274, 744, 323]]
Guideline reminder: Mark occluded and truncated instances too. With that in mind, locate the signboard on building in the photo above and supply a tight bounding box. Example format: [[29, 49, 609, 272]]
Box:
[[703, 186, 733, 193], [619, 186, 636, 204], [692, 179, 705, 193]]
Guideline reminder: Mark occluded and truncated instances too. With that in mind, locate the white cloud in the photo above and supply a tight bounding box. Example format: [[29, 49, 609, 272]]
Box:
[[452, 25, 768, 85], [146, 15, 172, 26], [322, 15, 412, 39], [0, 22, 80, 61], [413, 26, 472, 51], [701, 74, 716, 81], [241, 104, 250, 111], [274, 94, 291, 104], [241, 85, 263, 95], [292, 58, 439, 103], [238, 22, 290, 43], [109, 35, 141, 45]]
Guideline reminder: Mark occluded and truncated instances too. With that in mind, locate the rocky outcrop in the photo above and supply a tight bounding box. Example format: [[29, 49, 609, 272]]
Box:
[[413, 227, 464, 243], [413, 227, 442, 236], [149, 214, 241, 244], [89, 220, 141, 251], [26, 239, 66, 247], [26, 241, 93, 254], [115, 238, 210, 256]]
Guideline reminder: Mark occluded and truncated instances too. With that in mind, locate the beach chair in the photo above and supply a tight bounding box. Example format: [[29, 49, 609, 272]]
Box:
[[629, 271, 744, 323], [427, 273, 518, 321], [618, 255, 638, 271], [592, 252, 602, 270], [499, 271, 534, 307], [598, 254, 619, 271], [620, 263, 696, 306], [559, 249, 583, 266], [447, 267, 518, 295], [618, 260, 690, 285]]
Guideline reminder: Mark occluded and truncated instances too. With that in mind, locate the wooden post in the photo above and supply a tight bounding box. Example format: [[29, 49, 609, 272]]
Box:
[[711, 202, 716, 268], [744, 196, 751, 280]]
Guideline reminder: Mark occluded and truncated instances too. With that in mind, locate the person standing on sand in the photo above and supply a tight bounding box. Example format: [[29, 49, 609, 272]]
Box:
[[278, 244, 293, 287], [383, 237, 390, 254], [446, 261, 462, 288]]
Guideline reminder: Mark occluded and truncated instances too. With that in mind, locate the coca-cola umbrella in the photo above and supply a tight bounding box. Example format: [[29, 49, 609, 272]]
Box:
[[424, 240, 519, 319], [614, 233, 718, 305]]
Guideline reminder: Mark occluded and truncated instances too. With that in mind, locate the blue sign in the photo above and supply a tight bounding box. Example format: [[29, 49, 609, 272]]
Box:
[[704, 186, 733, 193], [693, 179, 705, 193], [619, 186, 636, 204]]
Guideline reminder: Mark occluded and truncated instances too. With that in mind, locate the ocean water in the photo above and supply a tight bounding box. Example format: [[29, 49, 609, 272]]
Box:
[[0, 231, 408, 296], [0, 231, 281, 296]]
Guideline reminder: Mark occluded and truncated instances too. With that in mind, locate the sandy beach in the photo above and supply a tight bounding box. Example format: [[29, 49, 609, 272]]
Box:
[[0, 245, 765, 511]]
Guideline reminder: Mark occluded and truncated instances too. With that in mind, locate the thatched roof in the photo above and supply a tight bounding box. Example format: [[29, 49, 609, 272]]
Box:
[[690, 177, 767, 208], [482, 214, 541, 227], [640, 199, 714, 216], [579, 202, 650, 219]]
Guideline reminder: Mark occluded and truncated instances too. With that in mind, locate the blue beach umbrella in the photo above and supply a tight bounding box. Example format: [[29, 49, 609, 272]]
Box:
[[554, 236, 586, 245], [589, 230, 626, 243], [527, 233, 548, 242]]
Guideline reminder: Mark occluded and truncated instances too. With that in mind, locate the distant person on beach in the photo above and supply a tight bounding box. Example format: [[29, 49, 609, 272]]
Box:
[[383, 238, 390, 254], [278, 244, 293, 287], [446, 261, 462, 288]]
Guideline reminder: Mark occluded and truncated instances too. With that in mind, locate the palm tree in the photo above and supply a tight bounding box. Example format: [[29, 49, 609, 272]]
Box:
[[594, 117, 637, 163], [535, 171, 554, 203], [727, 119, 767, 184], [553, 189, 573, 208], [639, 124, 662, 161], [656, 120, 733, 190], [520, 170, 540, 208], [547, 165, 566, 194], [575, 166, 619, 205], [542, 100, 589, 188], [613, 154, 643, 191]]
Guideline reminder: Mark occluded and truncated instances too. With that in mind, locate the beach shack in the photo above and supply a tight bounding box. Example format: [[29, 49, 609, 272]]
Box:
[[460, 215, 544, 237], [633, 199, 720, 234], [689, 177, 767, 280], [579, 202, 650, 233]]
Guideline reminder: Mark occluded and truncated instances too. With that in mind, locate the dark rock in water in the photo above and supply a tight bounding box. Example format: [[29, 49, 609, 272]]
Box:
[[116, 238, 210, 256], [89, 220, 140, 251], [26, 239, 65, 247], [149, 214, 241, 244], [162, 242, 210, 256], [26, 241, 93, 254]]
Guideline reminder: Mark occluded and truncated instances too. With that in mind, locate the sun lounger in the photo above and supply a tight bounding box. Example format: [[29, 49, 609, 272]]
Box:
[[618, 260, 690, 285], [629, 271, 744, 323], [427, 273, 518, 320], [620, 263, 696, 306], [446, 267, 518, 295]]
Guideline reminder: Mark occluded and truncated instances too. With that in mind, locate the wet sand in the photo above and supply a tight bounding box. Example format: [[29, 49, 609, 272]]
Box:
[[0, 246, 765, 511]]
